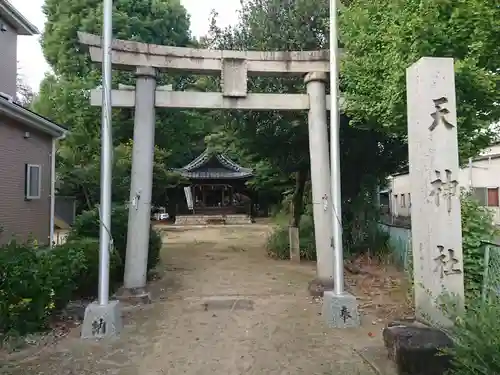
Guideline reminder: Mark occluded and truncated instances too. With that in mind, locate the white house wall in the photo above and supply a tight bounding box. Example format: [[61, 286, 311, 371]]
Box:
[[389, 156, 500, 225], [479, 144, 500, 156]]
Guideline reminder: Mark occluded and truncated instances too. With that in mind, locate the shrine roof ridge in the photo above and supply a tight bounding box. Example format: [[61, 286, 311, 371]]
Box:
[[174, 149, 253, 180], [182, 149, 253, 172], [77, 32, 334, 62], [178, 171, 253, 180]]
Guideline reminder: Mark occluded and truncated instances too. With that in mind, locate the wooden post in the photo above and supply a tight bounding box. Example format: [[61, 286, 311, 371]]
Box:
[[192, 185, 196, 214]]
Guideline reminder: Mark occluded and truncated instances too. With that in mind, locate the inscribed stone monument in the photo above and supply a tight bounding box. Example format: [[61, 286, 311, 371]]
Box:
[[406, 57, 464, 326]]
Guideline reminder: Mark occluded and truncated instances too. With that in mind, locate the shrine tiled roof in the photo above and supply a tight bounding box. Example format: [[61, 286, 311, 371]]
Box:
[[174, 150, 253, 180]]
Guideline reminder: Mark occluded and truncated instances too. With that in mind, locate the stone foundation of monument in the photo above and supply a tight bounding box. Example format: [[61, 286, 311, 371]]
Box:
[[383, 320, 453, 375], [175, 214, 253, 225]]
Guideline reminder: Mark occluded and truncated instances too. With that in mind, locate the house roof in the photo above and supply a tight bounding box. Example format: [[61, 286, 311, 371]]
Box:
[[175, 150, 253, 180], [0, 96, 67, 137], [0, 0, 39, 35]]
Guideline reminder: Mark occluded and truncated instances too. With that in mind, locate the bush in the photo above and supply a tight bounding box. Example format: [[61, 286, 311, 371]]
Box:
[[267, 209, 391, 261], [444, 296, 500, 375], [0, 237, 124, 335], [412, 193, 499, 375], [52, 238, 122, 299], [0, 242, 55, 335], [67, 204, 162, 279], [38, 244, 87, 310], [461, 192, 498, 301]]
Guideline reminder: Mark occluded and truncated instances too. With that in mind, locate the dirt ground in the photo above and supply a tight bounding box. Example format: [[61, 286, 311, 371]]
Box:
[[0, 224, 408, 375]]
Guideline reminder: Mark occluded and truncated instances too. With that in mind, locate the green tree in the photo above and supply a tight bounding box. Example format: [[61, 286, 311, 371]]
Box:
[[209, 0, 499, 246], [42, 0, 192, 77], [340, 0, 500, 161], [207, 0, 405, 234], [56, 136, 185, 211], [16, 74, 35, 107], [206, 1, 328, 226], [34, 0, 218, 211]]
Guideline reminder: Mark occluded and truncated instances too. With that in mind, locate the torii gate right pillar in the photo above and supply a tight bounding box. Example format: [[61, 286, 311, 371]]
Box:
[[305, 72, 335, 293]]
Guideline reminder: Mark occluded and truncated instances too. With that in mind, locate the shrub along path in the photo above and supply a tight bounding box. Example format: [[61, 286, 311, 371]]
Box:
[[1, 224, 398, 375]]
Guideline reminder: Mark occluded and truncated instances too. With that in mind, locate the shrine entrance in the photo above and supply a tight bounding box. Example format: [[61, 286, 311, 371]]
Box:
[[194, 184, 231, 209], [174, 150, 253, 224], [77, 31, 339, 302]]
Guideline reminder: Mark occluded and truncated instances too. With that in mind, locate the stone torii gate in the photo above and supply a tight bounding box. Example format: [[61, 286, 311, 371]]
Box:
[[78, 32, 359, 327]]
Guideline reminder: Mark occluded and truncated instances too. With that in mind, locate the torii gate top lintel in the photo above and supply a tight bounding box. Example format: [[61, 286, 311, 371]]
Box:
[[77, 31, 338, 76]]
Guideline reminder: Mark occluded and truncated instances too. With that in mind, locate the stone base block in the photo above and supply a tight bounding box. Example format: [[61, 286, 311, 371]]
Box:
[[81, 300, 122, 339], [308, 278, 334, 297], [115, 287, 152, 305], [322, 291, 360, 328], [383, 320, 453, 375], [175, 214, 252, 225]]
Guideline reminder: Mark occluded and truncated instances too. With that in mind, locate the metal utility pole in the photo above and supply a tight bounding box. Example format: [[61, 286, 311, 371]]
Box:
[[329, 0, 345, 295], [98, 0, 113, 306]]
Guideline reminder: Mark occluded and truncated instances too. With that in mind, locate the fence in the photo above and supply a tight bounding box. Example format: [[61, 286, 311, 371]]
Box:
[[481, 240, 500, 302], [378, 225, 500, 303], [55, 196, 76, 227], [53, 229, 70, 245], [378, 222, 412, 270]]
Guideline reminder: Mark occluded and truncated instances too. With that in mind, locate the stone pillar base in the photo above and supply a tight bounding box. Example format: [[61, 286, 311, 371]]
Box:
[[81, 300, 122, 339], [322, 291, 360, 328], [115, 286, 152, 305], [307, 278, 335, 297]]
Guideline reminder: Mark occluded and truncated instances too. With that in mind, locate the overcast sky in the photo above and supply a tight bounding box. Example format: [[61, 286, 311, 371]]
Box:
[[12, 0, 241, 92]]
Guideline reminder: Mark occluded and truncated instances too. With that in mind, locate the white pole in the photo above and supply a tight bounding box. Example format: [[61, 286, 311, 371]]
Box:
[[98, 0, 113, 306], [329, 0, 344, 295], [49, 138, 56, 248], [468, 157, 472, 189]]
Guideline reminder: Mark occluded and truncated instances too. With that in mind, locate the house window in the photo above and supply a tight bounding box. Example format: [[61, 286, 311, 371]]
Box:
[[25, 164, 41, 200], [401, 194, 406, 207], [408, 193, 411, 207], [487, 188, 499, 207], [472, 187, 499, 207]]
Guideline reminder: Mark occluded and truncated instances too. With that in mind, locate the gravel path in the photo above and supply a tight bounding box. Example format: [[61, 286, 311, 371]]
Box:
[[1, 225, 381, 375]]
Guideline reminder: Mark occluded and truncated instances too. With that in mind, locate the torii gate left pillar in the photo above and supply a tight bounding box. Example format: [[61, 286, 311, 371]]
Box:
[[120, 66, 157, 303]]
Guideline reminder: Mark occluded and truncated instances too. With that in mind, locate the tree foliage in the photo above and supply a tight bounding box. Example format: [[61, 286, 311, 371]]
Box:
[[34, 0, 215, 211], [207, 0, 406, 230], [15, 74, 35, 107], [34, 0, 499, 237], [42, 0, 192, 77], [461, 192, 498, 301], [340, 0, 500, 160], [56, 137, 184, 211], [206, 0, 498, 252]]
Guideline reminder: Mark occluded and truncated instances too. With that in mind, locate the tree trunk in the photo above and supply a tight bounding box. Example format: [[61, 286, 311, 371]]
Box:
[[289, 169, 308, 262]]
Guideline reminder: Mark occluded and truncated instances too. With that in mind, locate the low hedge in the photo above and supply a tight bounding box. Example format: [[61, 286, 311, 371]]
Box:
[[0, 242, 56, 335], [50, 238, 122, 301], [67, 203, 162, 278], [0, 238, 121, 335], [0, 204, 163, 335]]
